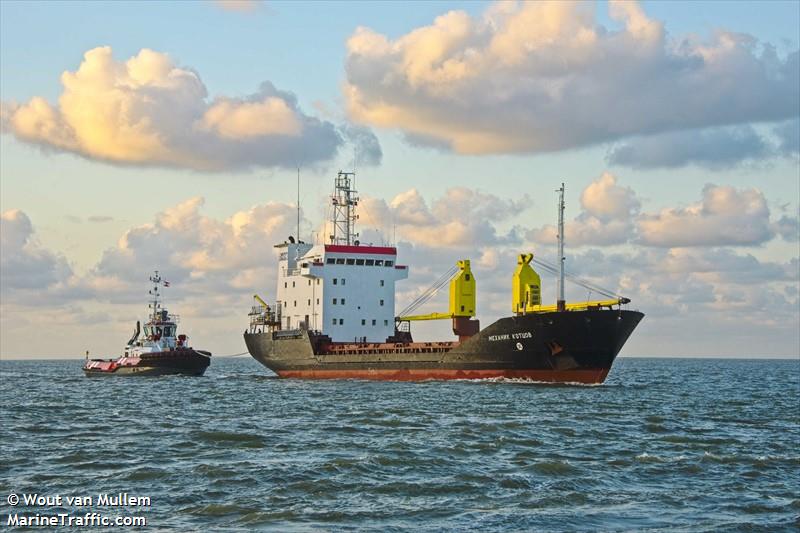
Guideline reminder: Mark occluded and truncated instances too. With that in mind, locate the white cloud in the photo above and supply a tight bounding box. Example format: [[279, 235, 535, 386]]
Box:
[[1, 209, 73, 292], [1, 47, 377, 171], [344, 0, 799, 155], [637, 184, 775, 247], [529, 175, 791, 249], [529, 173, 640, 246], [359, 187, 526, 249], [94, 196, 297, 285]]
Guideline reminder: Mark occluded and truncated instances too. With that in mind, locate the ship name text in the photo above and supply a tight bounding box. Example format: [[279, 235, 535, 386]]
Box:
[[487, 331, 533, 342]]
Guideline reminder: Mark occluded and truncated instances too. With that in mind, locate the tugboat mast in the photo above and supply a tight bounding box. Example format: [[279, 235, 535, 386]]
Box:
[[556, 183, 566, 312], [148, 270, 167, 320]]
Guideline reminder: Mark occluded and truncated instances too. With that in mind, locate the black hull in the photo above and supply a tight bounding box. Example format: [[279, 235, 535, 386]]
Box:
[[83, 349, 211, 377], [244, 310, 643, 383]]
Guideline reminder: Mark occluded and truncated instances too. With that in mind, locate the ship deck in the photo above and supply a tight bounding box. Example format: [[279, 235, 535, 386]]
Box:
[[319, 341, 459, 356]]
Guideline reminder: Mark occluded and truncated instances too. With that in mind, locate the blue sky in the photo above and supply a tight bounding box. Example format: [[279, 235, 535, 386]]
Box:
[[1, 0, 798, 358]]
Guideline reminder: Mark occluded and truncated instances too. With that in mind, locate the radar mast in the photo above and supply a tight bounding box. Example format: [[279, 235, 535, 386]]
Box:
[[329, 171, 359, 245]]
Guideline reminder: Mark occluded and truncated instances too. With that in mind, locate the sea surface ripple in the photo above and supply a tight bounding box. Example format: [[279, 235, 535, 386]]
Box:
[[1, 357, 798, 532]]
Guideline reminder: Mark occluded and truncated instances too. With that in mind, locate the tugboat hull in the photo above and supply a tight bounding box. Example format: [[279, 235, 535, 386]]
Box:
[[83, 349, 211, 377], [244, 310, 643, 384]]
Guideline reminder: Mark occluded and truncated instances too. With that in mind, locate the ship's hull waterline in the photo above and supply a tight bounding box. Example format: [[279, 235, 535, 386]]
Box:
[[244, 310, 644, 384]]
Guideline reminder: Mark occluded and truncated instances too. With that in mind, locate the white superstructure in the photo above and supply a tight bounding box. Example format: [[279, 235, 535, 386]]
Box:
[[271, 171, 408, 343], [275, 242, 408, 342]]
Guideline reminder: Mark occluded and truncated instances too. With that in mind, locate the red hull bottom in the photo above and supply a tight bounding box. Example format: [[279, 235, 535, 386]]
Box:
[[276, 368, 611, 384]]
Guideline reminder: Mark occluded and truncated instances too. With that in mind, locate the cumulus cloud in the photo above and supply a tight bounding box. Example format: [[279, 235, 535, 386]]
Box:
[[529, 175, 792, 249], [358, 187, 527, 248], [1, 209, 72, 291], [529, 173, 640, 246], [607, 125, 771, 169], [637, 184, 775, 247], [0, 46, 377, 171], [344, 0, 799, 155], [94, 196, 298, 285]]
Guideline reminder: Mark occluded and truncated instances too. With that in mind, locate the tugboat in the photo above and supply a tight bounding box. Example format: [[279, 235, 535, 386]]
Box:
[[243, 174, 643, 383], [83, 271, 211, 377]]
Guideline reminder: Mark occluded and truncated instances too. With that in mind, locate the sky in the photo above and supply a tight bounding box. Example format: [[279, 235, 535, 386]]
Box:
[[1, 0, 798, 359]]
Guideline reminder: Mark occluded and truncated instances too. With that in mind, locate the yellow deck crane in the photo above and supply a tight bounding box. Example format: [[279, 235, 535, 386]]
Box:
[[512, 253, 630, 314], [248, 294, 281, 332], [253, 294, 270, 309], [396, 260, 480, 340]]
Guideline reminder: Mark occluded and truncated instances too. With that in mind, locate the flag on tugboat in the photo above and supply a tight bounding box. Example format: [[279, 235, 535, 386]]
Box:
[[164, 281, 170, 287]]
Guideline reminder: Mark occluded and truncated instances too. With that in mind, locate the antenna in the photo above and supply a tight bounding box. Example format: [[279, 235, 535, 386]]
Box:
[[296, 167, 300, 243], [149, 270, 162, 320], [556, 183, 566, 312]]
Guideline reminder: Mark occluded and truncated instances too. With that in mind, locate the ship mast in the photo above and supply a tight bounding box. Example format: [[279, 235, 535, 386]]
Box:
[[330, 171, 359, 245], [149, 270, 163, 320], [556, 183, 566, 312], [296, 167, 300, 243]]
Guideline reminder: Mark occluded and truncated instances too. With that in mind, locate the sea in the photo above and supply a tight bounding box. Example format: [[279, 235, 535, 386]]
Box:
[[0, 357, 798, 532]]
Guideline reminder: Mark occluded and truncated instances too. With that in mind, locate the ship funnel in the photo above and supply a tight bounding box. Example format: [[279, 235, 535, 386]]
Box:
[[512, 253, 541, 315]]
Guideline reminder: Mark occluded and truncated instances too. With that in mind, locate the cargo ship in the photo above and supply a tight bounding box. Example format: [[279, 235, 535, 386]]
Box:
[[84, 271, 211, 377], [244, 173, 643, 383]]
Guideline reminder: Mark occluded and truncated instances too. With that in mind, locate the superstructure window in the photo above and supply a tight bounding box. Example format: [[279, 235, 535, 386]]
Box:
[[332, 318, 337, 325], [341, 298, 346, 305], [333, 279, 338, 285], [333, 298, 337, 305], [385, 261, 394, 267], [284, 282, 287, 288], [327, 258, 335, 264], [294, 301, 297, 307], [375, 260, 383, 266], [361, 319, 366, 325], [307, 299, 311, 306], [316, 298, 320, 304], [380, 280, 384, 287], [380, 299, 384, 306], [372, 319, 376, 326], [336, 258, 345, 264], [339, 319, 344, 325], [346, 258, 355, 265], [384, 320, 389, 326], [292, 281, 296, 288], [342, 278, 346, 285], [356, 259, 365, 265], [365, 259, 374, 266], [308, 280, 311, 286]]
